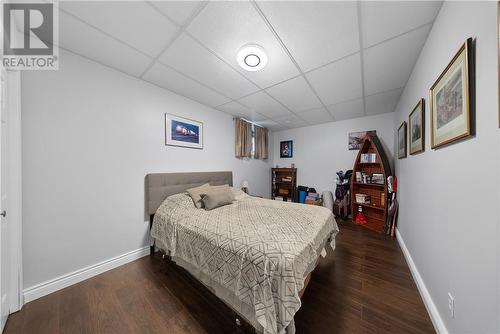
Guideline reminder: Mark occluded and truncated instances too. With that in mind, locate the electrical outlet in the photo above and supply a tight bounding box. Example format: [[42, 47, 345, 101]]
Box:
[[448, 292, 455, 318]]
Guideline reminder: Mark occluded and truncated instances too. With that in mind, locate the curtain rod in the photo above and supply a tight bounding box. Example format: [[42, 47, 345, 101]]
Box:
[[233, 117, 265, 128]]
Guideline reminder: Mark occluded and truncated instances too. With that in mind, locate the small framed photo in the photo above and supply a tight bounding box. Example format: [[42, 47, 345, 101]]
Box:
[[430, 38, 475, 149], [165, 114, 203, 149], [280, 140, 293, 158], [409, 99, 425, 155], [398, 122, 407, 159]]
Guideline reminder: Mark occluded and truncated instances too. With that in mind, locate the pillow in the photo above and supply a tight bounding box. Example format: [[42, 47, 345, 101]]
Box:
[[201, 190, 234, 210], [207, 184, 235, 200], [186, 183, 210, 208]]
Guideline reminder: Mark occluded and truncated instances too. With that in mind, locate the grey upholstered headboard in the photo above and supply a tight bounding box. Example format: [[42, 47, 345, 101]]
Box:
[[145, 171, 233, 215]]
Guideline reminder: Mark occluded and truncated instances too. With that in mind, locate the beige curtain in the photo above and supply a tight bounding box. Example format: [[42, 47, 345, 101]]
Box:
[[254, 126, 269, 160], [235, 118, 252, 158]]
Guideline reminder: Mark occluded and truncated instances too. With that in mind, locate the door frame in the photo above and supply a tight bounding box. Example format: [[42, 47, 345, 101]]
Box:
[[4, 70, 23, 313]]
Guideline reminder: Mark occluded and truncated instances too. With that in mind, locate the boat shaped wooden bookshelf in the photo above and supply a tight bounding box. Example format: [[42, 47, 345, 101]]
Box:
[[351, 134, 392, 234]]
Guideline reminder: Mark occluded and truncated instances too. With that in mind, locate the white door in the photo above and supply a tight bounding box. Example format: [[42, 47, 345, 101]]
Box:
[[0, 68, 9, 331]]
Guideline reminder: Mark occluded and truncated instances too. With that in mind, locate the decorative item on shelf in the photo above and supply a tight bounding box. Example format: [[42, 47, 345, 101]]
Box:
[[355, 193, 371, 204], [348, 130, 377, 150], [409, 99, 425, 155], [165, 114, 203, 149], [360, 153, 377, 163], [354, 206, 367, 225], [430, 38, 475, 149], [398, 122, 407, 159], [291, 163, 295, 168], [280, 140, 293, 158], [371, 173, 384, 184], [241, 180, 249, 194]]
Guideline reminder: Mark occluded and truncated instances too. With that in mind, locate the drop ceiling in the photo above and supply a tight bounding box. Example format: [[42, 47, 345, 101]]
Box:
[[55, 1, 442, 131]]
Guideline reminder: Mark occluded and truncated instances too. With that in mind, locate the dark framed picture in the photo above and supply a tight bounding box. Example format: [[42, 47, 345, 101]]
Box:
[[430, 38, 475, 149], [409, 99, 425, 155], [165, 113, 203, 149], [398, 122, 407, 159], [348, 130, 376, 150], [280, 140, 293, 158]]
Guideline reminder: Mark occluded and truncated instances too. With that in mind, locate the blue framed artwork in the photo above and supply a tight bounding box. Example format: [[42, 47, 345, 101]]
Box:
[[165, 114, 203, 149], [280, 140, 293, 158]]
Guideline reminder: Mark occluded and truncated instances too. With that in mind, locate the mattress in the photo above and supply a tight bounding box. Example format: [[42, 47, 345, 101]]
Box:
[[151, 189, 339, 334]]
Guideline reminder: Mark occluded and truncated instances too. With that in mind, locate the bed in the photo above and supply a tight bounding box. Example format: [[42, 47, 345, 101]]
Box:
[[145, 171, 338, 334]]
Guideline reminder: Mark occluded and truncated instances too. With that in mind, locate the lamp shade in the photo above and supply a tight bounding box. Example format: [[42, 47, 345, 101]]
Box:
[[241, 180, 249, 188]]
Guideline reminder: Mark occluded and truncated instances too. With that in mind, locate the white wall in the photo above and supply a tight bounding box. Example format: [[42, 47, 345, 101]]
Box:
[[272, 112, 394, 194], [393, 2, 499, 333], [21, 50, 271, 289]]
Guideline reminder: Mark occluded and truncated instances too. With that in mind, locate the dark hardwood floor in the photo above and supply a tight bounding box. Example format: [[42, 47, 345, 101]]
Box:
[[5, 221, 435, 334]]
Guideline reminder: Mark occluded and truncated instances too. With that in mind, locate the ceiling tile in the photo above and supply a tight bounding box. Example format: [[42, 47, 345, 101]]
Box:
[[306, 53, 363, 106], [361, 1, 441, 48], [60, 1, 178, 57], [59, 12, 152, 77], [159, 33, 258, 99], [266, 76, 322, 113], [238, 91, 291, 119], [297, 107, 334, 125], [328, 99, 365, 121], [365, 89, 403, 116], [364, 25, 431, 95], [143, 63, 230, 107], [216, 101, 266, 122], [273, 114, 308, 129], [186, 1, 299, 88], [149, 1, 204, 26], [255, 119, 287, 132], [257, 1, 360, 72]]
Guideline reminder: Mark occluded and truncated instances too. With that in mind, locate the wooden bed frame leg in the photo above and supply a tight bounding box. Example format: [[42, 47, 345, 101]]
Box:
[[150, 245, 155, 256]]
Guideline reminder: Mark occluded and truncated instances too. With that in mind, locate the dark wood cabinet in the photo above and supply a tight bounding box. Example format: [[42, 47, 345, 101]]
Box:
[[351, 134, 392, 233], [272, 168, 297, 202]]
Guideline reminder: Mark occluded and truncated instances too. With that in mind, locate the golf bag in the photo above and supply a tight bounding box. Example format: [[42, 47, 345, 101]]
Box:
[[334, 170, 353, 219]]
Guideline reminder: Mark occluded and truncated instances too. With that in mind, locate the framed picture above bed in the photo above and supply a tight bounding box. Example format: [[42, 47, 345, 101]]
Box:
[[398, 122, 407, 159], [430, 38, 475, 149], [280, 140, 293, 158], [409, 99, 425, 155], [165, 114, 203, 149]]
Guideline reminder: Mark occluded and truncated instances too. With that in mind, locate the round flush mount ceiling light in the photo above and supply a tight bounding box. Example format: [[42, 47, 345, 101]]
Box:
[[237, 44, 268, 72]]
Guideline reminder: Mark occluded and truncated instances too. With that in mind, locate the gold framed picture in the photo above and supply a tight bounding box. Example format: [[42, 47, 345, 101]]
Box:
[[409, 99, 425, 155], [430, 38, 475, 149], [397, 122, 407, 159]]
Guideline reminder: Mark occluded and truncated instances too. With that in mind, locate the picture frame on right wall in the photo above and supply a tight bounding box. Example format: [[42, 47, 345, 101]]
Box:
[[409, 99, 425, 155], [430, 38, 475, 149], [398, 122, 407, 159]]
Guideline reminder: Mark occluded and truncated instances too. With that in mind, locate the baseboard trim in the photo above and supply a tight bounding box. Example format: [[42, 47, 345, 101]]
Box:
[[23, 246, 149, 304], [396, 228, 448, 334]]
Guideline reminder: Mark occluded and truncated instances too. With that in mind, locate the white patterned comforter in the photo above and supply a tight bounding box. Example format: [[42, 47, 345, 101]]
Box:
[[151, 190, 338, 334]]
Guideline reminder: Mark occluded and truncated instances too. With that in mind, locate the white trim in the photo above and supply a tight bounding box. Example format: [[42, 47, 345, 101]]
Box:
[[396, 228, 448, 334], [6, 70, 23, 313], [23, 246, 149, 304]]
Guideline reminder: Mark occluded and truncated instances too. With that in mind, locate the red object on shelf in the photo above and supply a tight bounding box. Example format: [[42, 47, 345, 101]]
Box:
[[355, 212, 367, 225], [354, 206, 368, 225]]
